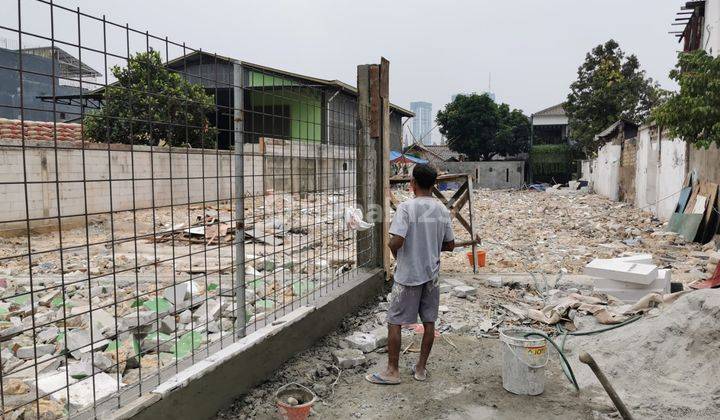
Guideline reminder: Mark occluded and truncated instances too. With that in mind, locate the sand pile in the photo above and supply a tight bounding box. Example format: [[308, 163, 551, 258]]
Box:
[[568, 289, 720, 419]]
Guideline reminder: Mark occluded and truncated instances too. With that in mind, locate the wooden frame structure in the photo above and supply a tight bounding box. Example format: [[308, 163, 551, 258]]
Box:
[[389, 173, 482, 273]]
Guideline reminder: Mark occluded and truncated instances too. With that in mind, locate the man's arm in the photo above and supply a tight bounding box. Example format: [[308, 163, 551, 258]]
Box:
[[389, 234, 405, 259], [441, 240, 455, 252]]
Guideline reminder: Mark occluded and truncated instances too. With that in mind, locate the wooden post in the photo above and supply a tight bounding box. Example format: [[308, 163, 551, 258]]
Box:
[[356, 65, 374, 269], [379, 58, 391, 277], [466, 174, 479, 273]]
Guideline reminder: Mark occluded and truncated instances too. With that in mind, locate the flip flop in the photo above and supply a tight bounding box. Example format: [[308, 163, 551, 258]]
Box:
[[411, 365, 428, 382], [365, 372, 401, 385]]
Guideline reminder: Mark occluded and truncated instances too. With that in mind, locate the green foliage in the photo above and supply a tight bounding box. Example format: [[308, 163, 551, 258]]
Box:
[[84, 50, 217, 148], [653, 50, 720, 149], [436, 93, 530, 161], [530, 144, 580, 183], [565, 40, 664, 155]]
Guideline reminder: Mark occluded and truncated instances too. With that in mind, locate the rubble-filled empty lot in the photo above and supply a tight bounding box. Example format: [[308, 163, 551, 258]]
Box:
[[217, 188, 720, 419], [1, 187, 718, 418], [0, 192, 358, 417]]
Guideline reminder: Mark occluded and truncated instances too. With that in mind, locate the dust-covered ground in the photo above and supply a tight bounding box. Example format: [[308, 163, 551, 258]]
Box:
[[214, 188, 720, 420]]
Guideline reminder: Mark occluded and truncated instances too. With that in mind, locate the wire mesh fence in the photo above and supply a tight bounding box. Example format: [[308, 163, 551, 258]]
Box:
[[0, 1, 379, 418]]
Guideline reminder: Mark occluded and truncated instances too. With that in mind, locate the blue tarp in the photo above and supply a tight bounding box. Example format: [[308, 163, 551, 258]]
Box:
[[389, 151, 428, 164]]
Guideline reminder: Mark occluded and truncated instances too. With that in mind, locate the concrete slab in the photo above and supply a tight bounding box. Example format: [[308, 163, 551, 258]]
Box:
[[584, 259, 658, 285]]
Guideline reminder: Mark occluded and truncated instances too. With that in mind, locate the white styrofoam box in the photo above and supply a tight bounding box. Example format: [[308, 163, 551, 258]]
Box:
[[615, 254, 654, 265], [584, 259, 658, 285], [596, 287, 664, 303], [593, 268, 671, 293]]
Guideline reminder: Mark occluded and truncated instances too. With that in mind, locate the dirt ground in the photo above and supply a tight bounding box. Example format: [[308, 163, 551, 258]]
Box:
[[215, 188, 719, 420], [215, 307, 607, 420]]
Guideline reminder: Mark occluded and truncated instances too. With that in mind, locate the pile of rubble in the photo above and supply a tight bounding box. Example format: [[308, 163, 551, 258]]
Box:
[[437, 189, 718, 285], [0, 191, 358, 417]]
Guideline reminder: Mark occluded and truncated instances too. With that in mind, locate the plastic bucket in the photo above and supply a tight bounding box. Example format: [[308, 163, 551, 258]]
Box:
[[499, 327, 548, 395], [275, 383, 316, 420], [466, 250, 486, 267]]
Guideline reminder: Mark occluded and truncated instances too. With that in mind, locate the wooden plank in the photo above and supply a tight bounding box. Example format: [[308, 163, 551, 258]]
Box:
[[369, 65, 381, 139], [684, 184, 701, 214], [380, 57, 389, 99]]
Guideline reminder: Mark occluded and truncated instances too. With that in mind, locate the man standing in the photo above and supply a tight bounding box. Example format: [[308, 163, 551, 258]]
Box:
[[366, 164, 455, 384]]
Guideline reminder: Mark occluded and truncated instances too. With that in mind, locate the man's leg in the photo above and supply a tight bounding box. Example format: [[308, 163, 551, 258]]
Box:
[[414, 322, 434, 379], [383, 324, 402, 379]]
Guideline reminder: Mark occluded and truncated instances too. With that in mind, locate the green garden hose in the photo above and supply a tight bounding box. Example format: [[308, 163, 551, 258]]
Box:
[[523, 315, 643, 391]]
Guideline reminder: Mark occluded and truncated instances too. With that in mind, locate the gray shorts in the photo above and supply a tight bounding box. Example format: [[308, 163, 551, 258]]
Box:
[[386, 281, 440, 325]]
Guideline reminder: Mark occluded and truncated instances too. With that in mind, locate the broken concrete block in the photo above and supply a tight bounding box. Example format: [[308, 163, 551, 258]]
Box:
[[332, 349, 365, 369], [438, 283, 452, 294], [16, 344, 54, 360], [342, 327, 388, 353], [163, 282, 191, 305], [194, 299, 221, 323], [487, 276, 503, 288], [37, 326, 60, 343], [438, 305, 450, 313], [584, 259, 658, 285], [122, 311, 156, 329], [452, 285, 477, 298], [68, 360, 94, 379], [81, 352, 113, 372], [178, 310, 192, 324], [159, 315, 176, 334]]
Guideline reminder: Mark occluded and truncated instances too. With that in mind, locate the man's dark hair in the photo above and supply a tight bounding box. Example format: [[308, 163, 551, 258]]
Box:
[[412, 164, 437, 190]]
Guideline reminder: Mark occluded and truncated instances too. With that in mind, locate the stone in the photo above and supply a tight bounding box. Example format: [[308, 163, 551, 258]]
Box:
[[16, 344, 55, 360], [438, 305, 450, 313], [164, 281, 191, 305], [160, 315, 176, 334], [66, 329, 91, 358], [82, 352, 113, 371], [178, 310, 192, 324], [4, 377, 30, 395], [194, 299, 221, 322], [89, 309, 116, 338], [452, 285, 477, 298], [487, 276, 503, 288], [450, 322, 472, 333], [332, 348, 366, 369], [122, 311, 156, 329], [37, 326, 60, 343], [68, 360, 94, 379], [342, 327, 388, 353], [438, 283, 452, 294]]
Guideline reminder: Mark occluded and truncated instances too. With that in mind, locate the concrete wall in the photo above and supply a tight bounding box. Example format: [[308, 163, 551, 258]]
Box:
[[0, 138, 355, 234], [435, 160, 525, 189], [589, 142, 621, 201], [586, 124, 690, 221]]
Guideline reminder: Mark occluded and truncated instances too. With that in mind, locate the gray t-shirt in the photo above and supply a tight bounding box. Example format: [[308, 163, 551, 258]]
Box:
[[389, 196, 454, 286]]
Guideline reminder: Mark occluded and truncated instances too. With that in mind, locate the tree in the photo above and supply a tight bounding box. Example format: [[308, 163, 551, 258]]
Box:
[[565, 40, 663, 155], [84, 50, 217, 148], [653, 50, 720, 149], [436, 93, 530, 161]]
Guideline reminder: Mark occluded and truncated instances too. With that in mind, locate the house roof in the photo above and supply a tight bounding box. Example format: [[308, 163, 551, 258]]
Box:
[[162, 51, 414, 117], [533, 103, 566, 117], [20, 46, 102, 78], [595, 119, 639, 141], [404, 142, 464, 162]]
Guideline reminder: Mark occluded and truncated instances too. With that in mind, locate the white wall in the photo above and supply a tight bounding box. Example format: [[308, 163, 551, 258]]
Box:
[[589, 142, 622, 201], [587, 124, 688, 221], [703, 0, 720, 55]]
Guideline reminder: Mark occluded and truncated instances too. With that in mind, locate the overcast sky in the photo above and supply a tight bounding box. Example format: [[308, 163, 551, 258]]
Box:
[[9, 0, 682, 118]]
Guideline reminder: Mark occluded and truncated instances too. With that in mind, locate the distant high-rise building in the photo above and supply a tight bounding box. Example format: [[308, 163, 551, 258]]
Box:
[[410, 101, 433, 145]]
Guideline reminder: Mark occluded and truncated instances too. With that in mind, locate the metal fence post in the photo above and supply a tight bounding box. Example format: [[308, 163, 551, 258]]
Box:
[[233, 61, 246, 338]]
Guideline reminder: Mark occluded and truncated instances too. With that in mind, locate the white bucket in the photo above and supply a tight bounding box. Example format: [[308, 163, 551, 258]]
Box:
[[499, 327, 548, 395]]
